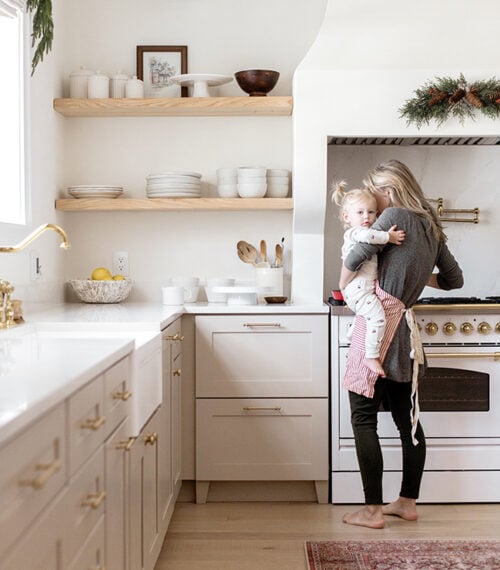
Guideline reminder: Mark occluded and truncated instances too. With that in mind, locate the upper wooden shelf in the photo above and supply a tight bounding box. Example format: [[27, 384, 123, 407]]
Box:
[[53, 96, 293, 117], [55, 197, 293, 211]]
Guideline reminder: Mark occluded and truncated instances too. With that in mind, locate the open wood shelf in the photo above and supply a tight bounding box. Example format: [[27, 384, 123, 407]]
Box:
[[55, 197, 293, 211], [53, 96, 293, 117]]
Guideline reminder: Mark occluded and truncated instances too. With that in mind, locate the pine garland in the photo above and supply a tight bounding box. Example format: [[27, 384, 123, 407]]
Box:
[[27, 0, 53, 75], [399, 73, 500, 128]]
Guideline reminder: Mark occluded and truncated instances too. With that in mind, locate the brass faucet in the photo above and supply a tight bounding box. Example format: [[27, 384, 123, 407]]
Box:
[[0, 223, 70, 329]]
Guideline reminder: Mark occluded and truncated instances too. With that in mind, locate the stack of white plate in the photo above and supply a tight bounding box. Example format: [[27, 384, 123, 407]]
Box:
[[146, 171, 202, 198], [67, 185, 124, 199]]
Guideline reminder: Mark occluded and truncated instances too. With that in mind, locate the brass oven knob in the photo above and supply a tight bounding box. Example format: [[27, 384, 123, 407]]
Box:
[[443, 322, 456, 335], [477, 322, 491, 335], [461, 322, 474, 335], [425, 322, 438, 335]]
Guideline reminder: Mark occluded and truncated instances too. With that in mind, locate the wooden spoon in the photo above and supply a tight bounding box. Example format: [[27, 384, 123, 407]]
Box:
[[260, 240, 267, 263], [237, 240, 259, 266], [275, 243, 283, 268]]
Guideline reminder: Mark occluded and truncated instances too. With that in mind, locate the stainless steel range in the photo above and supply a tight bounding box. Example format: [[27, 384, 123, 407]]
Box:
[[330, 298, 500, 503]]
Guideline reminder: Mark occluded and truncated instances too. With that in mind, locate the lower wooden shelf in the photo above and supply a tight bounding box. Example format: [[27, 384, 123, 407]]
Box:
[[55, 197, 293, 211]]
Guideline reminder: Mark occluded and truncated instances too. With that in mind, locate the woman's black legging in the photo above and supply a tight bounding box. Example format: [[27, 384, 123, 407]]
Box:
[[348, 377, 426, 505]]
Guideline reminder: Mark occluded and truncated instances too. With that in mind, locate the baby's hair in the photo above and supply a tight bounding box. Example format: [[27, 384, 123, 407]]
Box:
[[331, 180, 376, 227]]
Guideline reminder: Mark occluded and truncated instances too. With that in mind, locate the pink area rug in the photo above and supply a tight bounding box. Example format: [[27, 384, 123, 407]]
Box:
[[305, 539, 500, 569]]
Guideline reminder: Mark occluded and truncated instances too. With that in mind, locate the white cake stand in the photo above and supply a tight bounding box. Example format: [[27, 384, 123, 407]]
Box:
[[169, 74, 233, 97]]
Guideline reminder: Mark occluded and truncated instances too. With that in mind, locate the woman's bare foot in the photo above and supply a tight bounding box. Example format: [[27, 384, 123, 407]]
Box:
[[342, 505, 385, 529], [365, 357, 386, 377], [382, 497, 418, 521]]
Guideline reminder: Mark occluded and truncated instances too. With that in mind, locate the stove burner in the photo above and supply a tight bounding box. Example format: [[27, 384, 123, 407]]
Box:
[[417, 296, 500, 305]]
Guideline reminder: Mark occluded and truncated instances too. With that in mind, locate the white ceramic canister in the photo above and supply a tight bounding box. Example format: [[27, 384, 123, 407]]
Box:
[[88, 71, 110, 98], [125, 76, 144, 98], [109, 71, 129, 98], [69, 65, 94, 98], [255, 267, 284, 303]]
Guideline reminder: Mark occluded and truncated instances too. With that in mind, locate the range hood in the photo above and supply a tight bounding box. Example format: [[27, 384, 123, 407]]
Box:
[[291, 0, 500, 304]]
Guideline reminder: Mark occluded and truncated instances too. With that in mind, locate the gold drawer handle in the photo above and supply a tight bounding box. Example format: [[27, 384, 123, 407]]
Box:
[[242, 406, 282, 412], [81, 490, 106, 509], [173, 368, 182, 376], [81, 416, 106, 431], [164, 333, 185, 341], [144, 432, 158, 445], [19, 458, 61, 490], [116, 437, 136, 451], [243, 323, 282, 328], [112, 390, 132, 401]]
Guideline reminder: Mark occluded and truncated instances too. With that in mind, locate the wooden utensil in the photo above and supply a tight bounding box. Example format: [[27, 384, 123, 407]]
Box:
[[275, 243, 283, 268], [260, 240, 267, 263], [237, 240, 259, 266]]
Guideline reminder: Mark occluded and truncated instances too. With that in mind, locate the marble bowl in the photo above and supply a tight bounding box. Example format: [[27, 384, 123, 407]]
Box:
[[70, 279, 133, 303], [234, 70, 280, 96]]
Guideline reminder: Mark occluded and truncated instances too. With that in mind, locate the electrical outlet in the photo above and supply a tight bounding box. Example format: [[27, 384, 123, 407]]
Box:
[[112, 251, 129, 276], [30, 250, 42, 282]]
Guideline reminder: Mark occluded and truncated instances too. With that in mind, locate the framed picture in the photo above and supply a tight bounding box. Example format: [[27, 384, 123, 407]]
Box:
[[137, 45, 188, 98]]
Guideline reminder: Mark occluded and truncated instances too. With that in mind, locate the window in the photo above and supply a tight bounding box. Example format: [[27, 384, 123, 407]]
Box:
[[0, 0, 28, 225]]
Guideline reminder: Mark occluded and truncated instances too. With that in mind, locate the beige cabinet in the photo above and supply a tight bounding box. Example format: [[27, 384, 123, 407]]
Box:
[[195, 315, 329, 504]]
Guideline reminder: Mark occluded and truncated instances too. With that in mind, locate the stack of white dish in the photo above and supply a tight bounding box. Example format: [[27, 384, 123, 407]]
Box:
[[216, 168, 238, 197], [146, 171, 202, 198], [237, 166, 267, 198], [266, 169, 290, 197], [67, 185, 123, 199]]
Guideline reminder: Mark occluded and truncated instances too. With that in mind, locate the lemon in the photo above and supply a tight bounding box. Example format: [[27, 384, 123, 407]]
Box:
[[113, 274, 126, 281], [91, 267, 112, 280]]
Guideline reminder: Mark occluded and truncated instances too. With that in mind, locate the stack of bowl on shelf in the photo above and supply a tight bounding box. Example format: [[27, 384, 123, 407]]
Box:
[[66, 185, 124, 199], [216, 168, 239, 197], [237, 166, 267, 198], [145, 171, 202, 198], [266, 169, 290, 197]]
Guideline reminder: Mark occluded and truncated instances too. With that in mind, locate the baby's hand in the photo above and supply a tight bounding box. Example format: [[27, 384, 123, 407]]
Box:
[[388, 224, 405, 245]]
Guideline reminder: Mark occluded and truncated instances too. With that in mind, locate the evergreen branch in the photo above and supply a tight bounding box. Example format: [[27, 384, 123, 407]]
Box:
[[27, 0, 54, 75]]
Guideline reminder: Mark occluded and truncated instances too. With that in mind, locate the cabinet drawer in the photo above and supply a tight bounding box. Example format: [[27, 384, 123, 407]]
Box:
[[103, 356, 131, 439], [68, 515, 105, 570], [195, 315, 328, 397], [196, 398, 328, 480], [68, 375, 106, 475], [0, 404, 66, 560]]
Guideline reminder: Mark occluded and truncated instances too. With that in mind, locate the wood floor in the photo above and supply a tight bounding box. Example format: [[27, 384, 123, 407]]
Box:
[[154, 502, 500, 569]]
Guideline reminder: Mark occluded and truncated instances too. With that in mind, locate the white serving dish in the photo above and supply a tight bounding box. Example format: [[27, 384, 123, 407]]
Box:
[[169, 74, 233, 97], [212, 286, 259, 306], [205, 278, 236, 303]]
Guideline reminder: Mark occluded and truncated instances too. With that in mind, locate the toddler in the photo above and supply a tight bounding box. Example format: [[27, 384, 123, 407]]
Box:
[[332, 182, 405, 376]]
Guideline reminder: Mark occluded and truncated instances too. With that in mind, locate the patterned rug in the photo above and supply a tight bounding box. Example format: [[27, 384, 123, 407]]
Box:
[[305, 539, 500, 569]]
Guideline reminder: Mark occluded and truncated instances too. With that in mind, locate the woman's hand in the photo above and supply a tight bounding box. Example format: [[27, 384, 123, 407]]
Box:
[[339, 266, 357, 290], [388, 224, 405, 245]]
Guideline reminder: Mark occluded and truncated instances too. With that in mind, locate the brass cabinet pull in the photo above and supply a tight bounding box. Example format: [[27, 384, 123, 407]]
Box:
[[112, 390, 132, 401], [19, 458, 61, 489], [243, 322, 282, 328], [164, 333, 185, 341], [81, 416, 106, 431], [144, 432, 158, 445], [427, 352, 500, 361], [116, 437, 136, 451], [242, 406, 282, 412], [81, 490, 106, 509], [173, 368, 182, 376]]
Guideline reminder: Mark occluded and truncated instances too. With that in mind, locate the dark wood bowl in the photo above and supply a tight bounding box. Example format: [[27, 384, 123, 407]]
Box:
[[264, 296, 288, 304], [234, 70, 280, 97]]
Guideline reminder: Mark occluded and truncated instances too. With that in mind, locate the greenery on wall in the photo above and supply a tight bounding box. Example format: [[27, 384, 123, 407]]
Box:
[[399, 73, 500, 128], [27, 0, 53, 74]]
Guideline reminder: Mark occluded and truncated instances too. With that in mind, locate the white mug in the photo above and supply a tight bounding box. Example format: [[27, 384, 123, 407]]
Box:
[[162, 286, 184, 305]]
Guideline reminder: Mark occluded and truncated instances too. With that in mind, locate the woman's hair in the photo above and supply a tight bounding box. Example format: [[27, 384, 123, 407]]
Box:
[[363, 159, 446, 242], [331, 180, 377, 228]]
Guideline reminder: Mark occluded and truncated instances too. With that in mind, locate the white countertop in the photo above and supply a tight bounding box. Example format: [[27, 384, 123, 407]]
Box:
[[0, 301, 328, 447]]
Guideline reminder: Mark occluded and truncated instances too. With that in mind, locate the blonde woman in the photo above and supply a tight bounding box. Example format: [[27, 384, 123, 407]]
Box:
[[339, 160, 463, 529], [332, 183, 405, 376]]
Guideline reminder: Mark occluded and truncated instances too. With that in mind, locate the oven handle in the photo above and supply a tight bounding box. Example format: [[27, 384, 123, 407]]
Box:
[[427, 352, 500, 361]]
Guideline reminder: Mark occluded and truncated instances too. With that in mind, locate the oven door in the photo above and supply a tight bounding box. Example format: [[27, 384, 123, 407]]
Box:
[[339, 346, 500, 438]]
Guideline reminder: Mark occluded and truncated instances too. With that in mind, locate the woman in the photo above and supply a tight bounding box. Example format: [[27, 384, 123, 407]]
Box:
[[339, 160, 463, 529]]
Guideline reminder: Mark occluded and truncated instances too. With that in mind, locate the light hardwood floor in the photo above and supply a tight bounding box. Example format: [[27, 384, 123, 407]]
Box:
[[155, 502, 500, 569]]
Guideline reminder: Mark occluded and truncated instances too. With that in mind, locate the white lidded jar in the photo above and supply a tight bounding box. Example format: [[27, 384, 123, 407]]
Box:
[[88, 71, 110, 99], [69, 65, 94, 98], [125, 76, 144, 98], [110, 71, 129, 98]]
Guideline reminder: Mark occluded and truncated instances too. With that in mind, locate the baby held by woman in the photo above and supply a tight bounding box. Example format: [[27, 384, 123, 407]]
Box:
[[332, 181, 405, 376]]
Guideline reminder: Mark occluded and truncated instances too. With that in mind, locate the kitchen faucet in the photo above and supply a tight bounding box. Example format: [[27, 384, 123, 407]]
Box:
[[0, 223, 70, 329]]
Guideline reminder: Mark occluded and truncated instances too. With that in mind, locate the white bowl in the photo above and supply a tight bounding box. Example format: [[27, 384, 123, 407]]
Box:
[[70, 279, 133, 303], [217, 184, 239, 198], [237, 183, 267, 198], [266, 184, 289, 198], [237, 166, 267, 178], [267, 169, 289, 178], [266, 175, 289, 184]]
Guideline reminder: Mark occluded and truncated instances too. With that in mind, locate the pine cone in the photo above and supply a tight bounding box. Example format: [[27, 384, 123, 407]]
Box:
[[489, 91, 500, 101], [449, 88, 466, 104], [428, 91, 448, 107], [465, 91, 483, 108]]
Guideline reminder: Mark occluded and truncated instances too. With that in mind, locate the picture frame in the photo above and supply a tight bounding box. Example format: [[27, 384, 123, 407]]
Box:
[[137, 45, 188, 98]]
